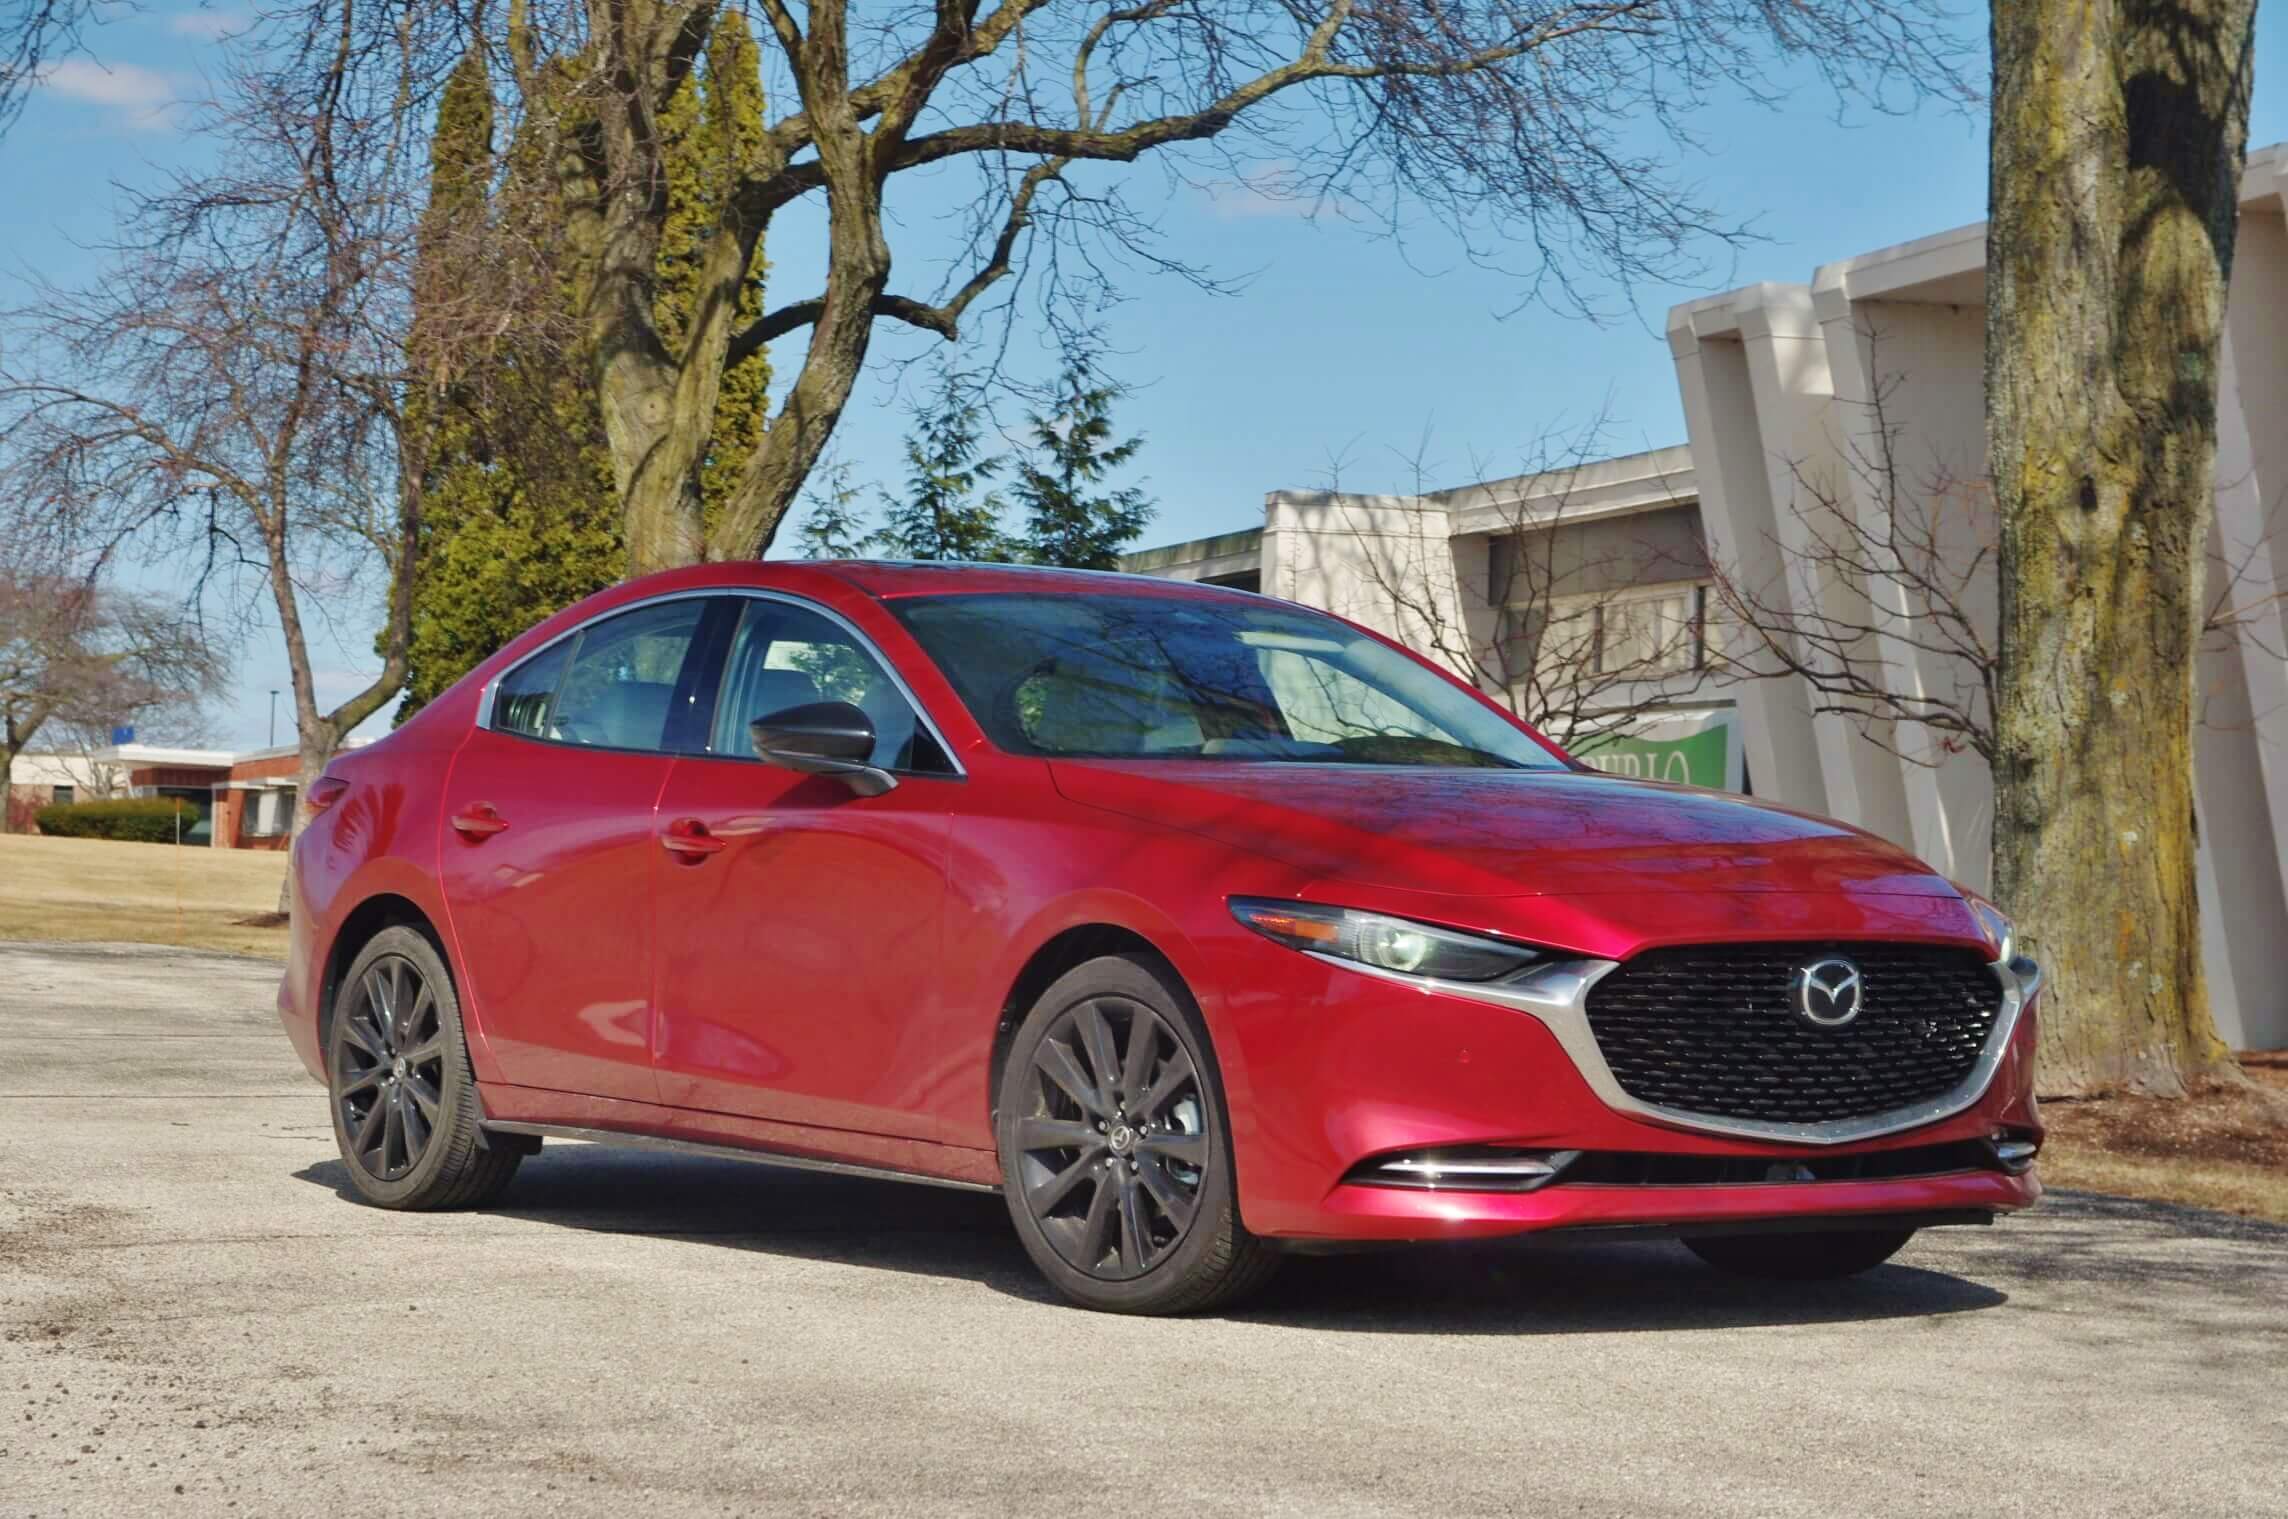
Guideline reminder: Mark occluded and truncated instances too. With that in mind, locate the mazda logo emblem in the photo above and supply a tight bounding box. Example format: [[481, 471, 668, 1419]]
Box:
[[1791, 956, 1865, 1028]]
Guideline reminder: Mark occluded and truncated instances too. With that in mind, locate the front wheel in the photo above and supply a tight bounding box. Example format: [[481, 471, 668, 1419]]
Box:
[[326, 925, 522, 1210], [996, 954, 1280, 1314], [1685, 1227, 1915, 1280]]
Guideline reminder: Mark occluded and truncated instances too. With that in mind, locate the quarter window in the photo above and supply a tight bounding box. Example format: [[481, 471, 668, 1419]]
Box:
[[491, 638, 573, 739]]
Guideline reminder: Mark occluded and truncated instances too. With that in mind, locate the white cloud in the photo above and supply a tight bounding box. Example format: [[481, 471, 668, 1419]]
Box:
[[40, 58, 171, 109], [168, 9, 244, 41], [38, 58, 182, 129], [1201, 163, 1344, 222]]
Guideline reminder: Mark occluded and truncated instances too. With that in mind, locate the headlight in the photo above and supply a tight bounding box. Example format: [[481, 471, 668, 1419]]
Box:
[[1964, 893, 2013, 963], [1229, 898, 1540, 982]]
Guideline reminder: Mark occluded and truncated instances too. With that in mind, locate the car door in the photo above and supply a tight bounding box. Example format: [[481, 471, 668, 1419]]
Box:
[[649, 594, 958, 1138], [438, 595, 717, 1104]]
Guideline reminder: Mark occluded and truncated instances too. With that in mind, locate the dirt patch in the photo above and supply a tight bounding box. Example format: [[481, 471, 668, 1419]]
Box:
[[2040, 1065, 2288, 1224]]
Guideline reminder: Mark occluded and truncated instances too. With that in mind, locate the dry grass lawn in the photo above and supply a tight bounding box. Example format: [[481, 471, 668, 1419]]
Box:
[[0, 831, 289, 958]]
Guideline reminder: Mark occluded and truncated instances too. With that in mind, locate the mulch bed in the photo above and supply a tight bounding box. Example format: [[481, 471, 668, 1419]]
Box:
[[2040, 1054, 2288, 1172]]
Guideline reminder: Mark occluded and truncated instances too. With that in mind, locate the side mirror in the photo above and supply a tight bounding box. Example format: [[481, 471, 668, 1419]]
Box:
[[748, 700, 897, 797]]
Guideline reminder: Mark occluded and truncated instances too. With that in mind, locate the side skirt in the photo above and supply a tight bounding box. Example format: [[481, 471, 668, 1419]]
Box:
[[481, 1120, 999, 1195], [473, 1081, 1002, 1194]]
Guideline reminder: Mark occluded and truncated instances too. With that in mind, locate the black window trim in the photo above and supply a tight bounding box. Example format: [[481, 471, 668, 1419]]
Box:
[[474, 587, 966, 778]]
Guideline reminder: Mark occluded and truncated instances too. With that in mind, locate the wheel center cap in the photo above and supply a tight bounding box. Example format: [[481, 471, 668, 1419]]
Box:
[[392, 1056, 408, 1079], [1107, 1123, 1135, 1155]]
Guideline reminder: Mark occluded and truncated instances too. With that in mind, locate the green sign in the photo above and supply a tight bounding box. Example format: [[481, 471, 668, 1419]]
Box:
[[1570, 708, 1742, 791]]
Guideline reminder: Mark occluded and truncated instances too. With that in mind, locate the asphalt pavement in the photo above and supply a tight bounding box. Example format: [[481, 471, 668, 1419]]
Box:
[[3, 939, 2283, 1517]]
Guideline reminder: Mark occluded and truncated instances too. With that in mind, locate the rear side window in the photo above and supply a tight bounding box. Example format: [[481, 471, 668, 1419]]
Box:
[[548, 600, 710, 751], [492, 639, 572, 738]]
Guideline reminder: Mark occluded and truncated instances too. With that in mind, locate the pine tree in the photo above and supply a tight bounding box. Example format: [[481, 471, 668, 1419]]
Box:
[[395, 45, 621, 720], [1014, 354, 1154, 569], [653, 7, 770, 542], [793, 457, 875, 559], [876, 366, 1009, 561]]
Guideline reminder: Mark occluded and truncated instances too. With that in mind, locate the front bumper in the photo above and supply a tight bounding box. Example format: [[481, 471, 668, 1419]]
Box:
[[1209, 936, 2045, 1243]]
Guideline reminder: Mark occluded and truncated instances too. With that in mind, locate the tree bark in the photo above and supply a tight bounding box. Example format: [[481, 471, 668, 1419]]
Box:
[[1986, 0, 2257, 1096]]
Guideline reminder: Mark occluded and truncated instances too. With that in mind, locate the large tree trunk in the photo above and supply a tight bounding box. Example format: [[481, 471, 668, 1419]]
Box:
[[1986, 0, 2258, 1096]]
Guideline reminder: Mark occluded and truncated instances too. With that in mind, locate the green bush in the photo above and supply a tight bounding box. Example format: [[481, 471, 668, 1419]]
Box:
[[35, 796, 202, 844]]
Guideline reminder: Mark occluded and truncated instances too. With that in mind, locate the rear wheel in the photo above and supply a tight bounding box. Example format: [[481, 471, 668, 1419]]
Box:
[[326, 925, 522, 1210], [996, 954, 1279, 1314], [1684, 1227, 1915, 1280]]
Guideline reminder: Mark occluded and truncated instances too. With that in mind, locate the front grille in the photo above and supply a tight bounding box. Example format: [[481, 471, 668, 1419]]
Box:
[[1584, 943, 2003, 1124]]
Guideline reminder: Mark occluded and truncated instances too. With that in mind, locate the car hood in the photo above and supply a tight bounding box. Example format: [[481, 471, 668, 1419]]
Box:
[[1046, 761, 1959, 899]]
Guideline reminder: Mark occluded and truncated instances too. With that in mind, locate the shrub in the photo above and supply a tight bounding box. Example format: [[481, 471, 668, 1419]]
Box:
[[35, 796, 202, 844]]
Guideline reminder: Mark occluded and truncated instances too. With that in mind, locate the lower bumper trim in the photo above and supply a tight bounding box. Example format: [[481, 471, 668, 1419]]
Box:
[[1538, 1207, 1997, 1245]]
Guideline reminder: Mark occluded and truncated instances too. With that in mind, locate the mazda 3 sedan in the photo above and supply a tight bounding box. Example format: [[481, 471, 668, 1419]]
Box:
[[277, 561, 2044, 1313]]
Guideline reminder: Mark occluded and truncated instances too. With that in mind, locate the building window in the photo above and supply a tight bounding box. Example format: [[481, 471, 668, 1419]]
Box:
[[1522, 580, 1709, 683], [51, 785, 74, 806], [240, 788, 297, 839], [1596, 582, 1708, 676]]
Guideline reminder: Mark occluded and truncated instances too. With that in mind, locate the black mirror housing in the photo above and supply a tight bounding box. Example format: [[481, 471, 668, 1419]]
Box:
[[748, 701, 897, 796]]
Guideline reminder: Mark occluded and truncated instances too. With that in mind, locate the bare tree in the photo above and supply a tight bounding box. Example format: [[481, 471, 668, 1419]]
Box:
[[1714, 365, 2288, 781], [0, 4, 459, 893], [465, 0, 1972, 570], [1, 564, 225, 832], [1709, 370, 2002, 771], [1331, 427, 1717, 755], [0, 0, 119, 136]]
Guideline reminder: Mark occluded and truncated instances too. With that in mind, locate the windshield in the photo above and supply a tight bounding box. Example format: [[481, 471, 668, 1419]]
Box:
[[891, 592, 1568, 770]]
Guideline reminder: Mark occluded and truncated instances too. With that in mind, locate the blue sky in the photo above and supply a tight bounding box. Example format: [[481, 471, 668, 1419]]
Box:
[[6, 5, 2286, 750]]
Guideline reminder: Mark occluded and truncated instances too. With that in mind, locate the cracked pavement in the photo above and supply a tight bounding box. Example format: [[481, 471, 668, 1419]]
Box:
[[3, 939, 2284, 1517]]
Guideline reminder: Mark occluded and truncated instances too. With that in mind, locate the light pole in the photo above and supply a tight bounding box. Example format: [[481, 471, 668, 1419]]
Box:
[[269, 689, 280, 748]]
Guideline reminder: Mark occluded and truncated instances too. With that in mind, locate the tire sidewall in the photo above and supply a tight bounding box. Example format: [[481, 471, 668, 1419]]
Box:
[[326, 925, 475, 1208], [995, 953, 1246, 1312]]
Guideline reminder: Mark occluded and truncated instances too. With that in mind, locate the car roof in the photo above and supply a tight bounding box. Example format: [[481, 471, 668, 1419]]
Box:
[[799, 559, 1267, 603]]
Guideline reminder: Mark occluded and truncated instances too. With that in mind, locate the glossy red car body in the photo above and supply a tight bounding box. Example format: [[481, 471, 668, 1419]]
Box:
[[277, 561, 2042, 1247]]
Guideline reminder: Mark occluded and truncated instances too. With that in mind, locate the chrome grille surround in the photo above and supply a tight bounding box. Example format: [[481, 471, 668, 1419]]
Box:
[[1311, 948, 2042, 1147]]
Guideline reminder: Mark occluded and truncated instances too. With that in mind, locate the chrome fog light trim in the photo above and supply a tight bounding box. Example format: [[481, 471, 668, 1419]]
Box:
[[1349, 1148, 1581, 1193], [1990, 1137, 2040, 1173]]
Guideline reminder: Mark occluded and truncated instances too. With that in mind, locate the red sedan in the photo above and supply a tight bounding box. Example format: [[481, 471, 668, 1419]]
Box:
[[277, 561, 2043, 1313]]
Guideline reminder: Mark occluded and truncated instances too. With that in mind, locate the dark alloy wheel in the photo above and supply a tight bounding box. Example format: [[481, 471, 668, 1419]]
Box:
[[997, 954, 1279, 1314], [334, 951, 445, 1180], [326, 925, 524, 1210], [1684, 1227, 1916, 1280]]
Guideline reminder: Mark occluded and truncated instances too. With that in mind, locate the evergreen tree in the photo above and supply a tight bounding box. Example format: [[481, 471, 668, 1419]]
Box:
[[652, 7, 770, 539], [399, 9, 773, 717], [395, 45, 621, 721], [876, 366, 1009, 562], [1013, 354, 1153, 569], [794, 457, 876, 559]]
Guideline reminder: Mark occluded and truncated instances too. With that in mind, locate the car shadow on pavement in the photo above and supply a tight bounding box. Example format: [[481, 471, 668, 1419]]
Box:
[[295, 1144, 2008, 1333]]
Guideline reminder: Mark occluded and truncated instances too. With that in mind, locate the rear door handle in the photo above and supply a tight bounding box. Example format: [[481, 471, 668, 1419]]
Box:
[[450, 803, 511, 838], [660, 817, 727, 859]]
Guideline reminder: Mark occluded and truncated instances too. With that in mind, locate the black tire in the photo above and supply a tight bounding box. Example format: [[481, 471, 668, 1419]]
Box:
[[996, 953, 1280, 1314], [1684, 1227, 1915, 1280], [326, 925, 523, 1210]]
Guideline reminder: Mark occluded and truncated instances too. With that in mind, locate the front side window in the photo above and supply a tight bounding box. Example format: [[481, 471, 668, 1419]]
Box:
[[707, 600, 951, 773], [893, 593, 1566, 770]]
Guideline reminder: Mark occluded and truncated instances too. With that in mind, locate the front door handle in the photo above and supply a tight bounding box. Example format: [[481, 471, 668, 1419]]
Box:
[[450, 803, 511, 839], [660, 817, 727, 860]]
